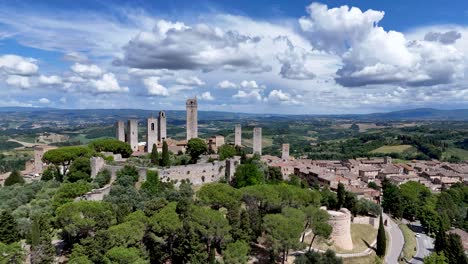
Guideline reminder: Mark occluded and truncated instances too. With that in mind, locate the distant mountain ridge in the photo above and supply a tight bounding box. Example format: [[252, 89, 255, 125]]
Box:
[[0, 107, 467, 121]]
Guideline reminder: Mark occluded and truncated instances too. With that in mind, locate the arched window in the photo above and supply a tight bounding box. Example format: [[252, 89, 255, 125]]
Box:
[[151, 123, 155, 131]]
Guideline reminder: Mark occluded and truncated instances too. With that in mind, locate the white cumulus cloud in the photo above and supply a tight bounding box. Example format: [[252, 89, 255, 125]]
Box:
[[90, 73, 129, 93], [232, 90, 262, 101], [38, 98, 50, 104], [71, 63, 103, 78], [39, 75, 62, 85], [143, 76, 169, 96], [6, 75, 31, 88], [0, 54, 38, 76], [217, 80, 237, 89], [199, 91, 214, 101], [175, 76, 205, 86]]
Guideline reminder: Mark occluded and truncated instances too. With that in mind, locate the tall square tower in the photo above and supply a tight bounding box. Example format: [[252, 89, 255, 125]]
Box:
[[186, 98, 198, 140], [147, 117, 158, 153]]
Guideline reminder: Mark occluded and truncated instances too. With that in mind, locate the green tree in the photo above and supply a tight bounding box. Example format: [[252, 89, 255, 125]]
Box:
[[444, 233, 468, 264], [150, 143, 159, 165], [30, 214, 55, 264], [0, 242, 24, 264], [424, 252, 448, 264], [186, 138, 208, 163], [435, 224, 447, 253], [150, 202, 183, 259], [263, 212, 304, 263], [295, 249, 343, 264], [105, 247, 148, 264], [266, 166, 283, 183], [88, 138, 133, 158], [308, 209, 332, 251], [218, 144, 236, 161], [108, 220, 146, 247], [223, 240, 250, 264], [141, 170, 161, 196], [197, 183, 240, 210], [56, 201, 116, 244], [42, 146, 93, 179], [336, 183, 346, 209], [41, 166, 58, 181], [0, 211, 20, 244], [382, 179, 404, 218], [52, 181, 92, 208], [189, 205, 231, 263], [93, 169, 111, 188], [66, 157, 91, 182], [376, 213, 386, 257], [4, 170, 25, 186], [161, 141, 170, 167], [233, 163, 264, 188]]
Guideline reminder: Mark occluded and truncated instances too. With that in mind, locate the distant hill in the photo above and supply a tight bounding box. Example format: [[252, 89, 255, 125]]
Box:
[[0, 107, 467, 121]]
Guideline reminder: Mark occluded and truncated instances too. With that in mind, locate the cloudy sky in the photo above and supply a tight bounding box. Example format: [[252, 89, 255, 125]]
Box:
[[1, 0, 468, 114]]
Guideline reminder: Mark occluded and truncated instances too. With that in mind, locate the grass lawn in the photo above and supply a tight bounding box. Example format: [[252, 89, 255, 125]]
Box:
[[370, 145, 413, 154], [307, 224, 377, 254], [399, 224, 417, 263], [443, 147, 468, 161]]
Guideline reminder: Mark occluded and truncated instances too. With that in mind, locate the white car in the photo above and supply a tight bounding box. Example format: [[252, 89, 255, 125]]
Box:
[[415, 233, 421, 238]]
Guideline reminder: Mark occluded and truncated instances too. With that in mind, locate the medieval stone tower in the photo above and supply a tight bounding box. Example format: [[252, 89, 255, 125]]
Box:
[[235, 124, 242, 146], [158, 111, 167, 142], [127, 119, 139, 152], [186, 98, 198, 140], [115, 121, 125, 142], [147, 117, 158, 153], [282, 143, 290, 160], [253, 127, 262, 155], [327, 208, 353, 250]]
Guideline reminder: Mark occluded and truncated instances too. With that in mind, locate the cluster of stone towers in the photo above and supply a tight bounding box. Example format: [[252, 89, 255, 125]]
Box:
[[232, 124, 263, 155], [115, 111, 167, 153]]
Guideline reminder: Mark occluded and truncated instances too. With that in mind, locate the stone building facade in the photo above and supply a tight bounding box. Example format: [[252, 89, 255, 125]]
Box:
[[282, 143, 290, 160], [253, 127, 262, 155], [115, 121, 125, 142], [158, 111, 167, 142], [186, 98, 198, 140], [235, 124, 242, 146], [127, 119, 139, 152], [147, 117, 158, 153]]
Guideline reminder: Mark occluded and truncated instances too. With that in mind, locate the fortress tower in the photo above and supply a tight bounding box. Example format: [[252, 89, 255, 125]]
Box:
[[158, 111, 167, 142], [282, 144, 290, 160], [186, 98, 198, 140], [115, 121, 125, 142], [327, 208, 354, 250], [235, 124, 242, 146], [253, 127, 262, 155], [147, 117, 158, 153], [127, 119, 138, 152]]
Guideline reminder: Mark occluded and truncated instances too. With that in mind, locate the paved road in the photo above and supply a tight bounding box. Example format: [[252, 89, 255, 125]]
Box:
[[408, 221, 434, 264], [384, 214, 404, 264]]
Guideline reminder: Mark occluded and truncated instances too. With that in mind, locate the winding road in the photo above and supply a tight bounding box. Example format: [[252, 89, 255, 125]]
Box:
[[408, 221, 434, 264], [384, 213, 404, 264]]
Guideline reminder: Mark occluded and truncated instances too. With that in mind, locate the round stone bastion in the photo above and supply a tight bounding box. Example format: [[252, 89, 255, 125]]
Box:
[[327, 208, 353, 250]]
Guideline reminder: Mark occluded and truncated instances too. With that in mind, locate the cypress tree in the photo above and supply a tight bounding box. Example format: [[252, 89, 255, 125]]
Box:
[[336, 183, 346, 209], [150, 143, 159, 165], [376, 213, 386, 257], [4, 170, 25, 186], [0, 211, 20, 244], [445, 233, 468, 264], [161, 141, 170, 167], [434, 224, 447, 253]]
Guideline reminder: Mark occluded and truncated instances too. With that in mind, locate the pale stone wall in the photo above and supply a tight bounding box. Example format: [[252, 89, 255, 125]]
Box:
[[115, 121, 125, 142], [282, 144, 290, 160], [158, 111, 167, 141], [328, 208, 354, 250], [186, 98, 198, 140], [90, 156, 105, 178], [33, 145, 57, 174], [147, 117, 158, 153], [235, 124, 242, 146], [78, 185, 111, 201], [158, 161, 226, 186], [253, 127, 262, 155], [353, 216, 378, 229], [127, 119, 138, 152]]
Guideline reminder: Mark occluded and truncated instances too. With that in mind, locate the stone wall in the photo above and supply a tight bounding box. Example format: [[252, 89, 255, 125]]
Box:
[[353, 216, 378, 229], [90, 156, 105, 178], [328, 208, 354, 250]]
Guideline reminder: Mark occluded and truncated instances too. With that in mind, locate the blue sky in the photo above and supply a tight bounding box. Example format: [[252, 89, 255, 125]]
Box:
[[1, 0, 468, 114]]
